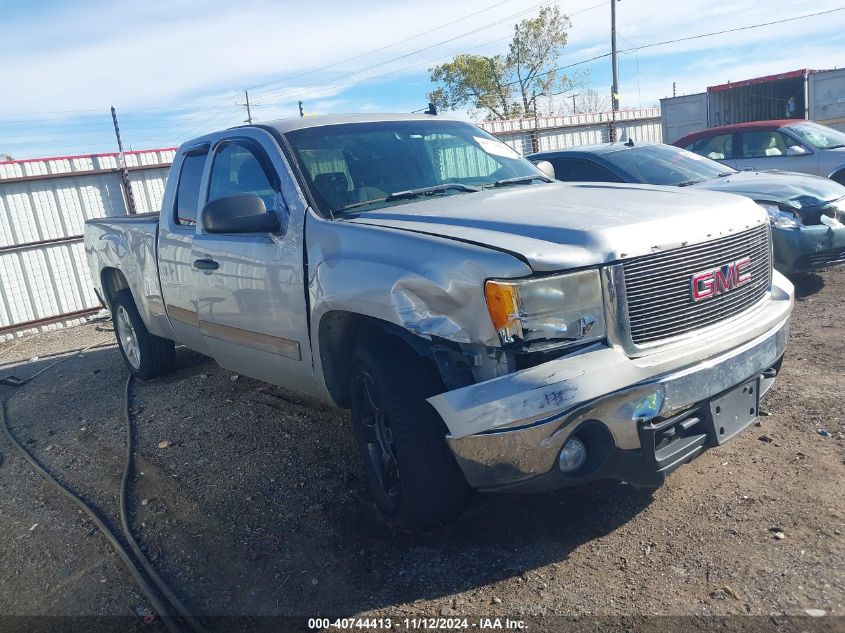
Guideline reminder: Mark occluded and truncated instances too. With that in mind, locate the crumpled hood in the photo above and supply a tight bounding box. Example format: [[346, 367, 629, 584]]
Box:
[[690, 169, 845, 210], [346, 182, 766, 271]]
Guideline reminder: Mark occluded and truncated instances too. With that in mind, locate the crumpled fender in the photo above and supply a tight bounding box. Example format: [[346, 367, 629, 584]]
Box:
[[307, 217, 531, 348]]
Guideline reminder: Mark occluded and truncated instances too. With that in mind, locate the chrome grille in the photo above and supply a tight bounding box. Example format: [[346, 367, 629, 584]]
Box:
[[622, 225, 772, 345]]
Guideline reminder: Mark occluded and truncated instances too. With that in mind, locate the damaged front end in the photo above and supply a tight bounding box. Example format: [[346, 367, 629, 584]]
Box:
[[759, 198, 845, 273]]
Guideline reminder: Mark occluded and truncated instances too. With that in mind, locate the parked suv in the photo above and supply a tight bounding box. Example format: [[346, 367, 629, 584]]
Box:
[[675, 120, 845, 184]]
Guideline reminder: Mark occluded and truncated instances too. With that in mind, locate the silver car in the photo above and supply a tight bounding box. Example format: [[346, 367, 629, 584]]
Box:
[[675, 120, 845, 185]]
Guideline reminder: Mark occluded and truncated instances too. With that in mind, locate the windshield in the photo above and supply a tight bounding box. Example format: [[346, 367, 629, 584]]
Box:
[[604, 144, 736, 186], [787, 122, 845, 149], [284, 120, 543, 215]]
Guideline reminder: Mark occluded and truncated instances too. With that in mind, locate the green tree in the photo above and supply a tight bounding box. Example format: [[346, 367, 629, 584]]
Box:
[[428, 6, 580, 120]]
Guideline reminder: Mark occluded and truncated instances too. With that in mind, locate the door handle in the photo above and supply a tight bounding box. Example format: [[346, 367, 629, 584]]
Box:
[[193, 258, 219, 271]]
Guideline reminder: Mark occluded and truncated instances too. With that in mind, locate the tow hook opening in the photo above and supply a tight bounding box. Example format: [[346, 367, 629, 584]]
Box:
[[557, 421, 614, 477]]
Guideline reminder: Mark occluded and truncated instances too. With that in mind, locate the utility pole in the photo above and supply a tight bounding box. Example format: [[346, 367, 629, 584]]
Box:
[[239, 89, 253, 124], [531, 90, 539, 154], [610, 0, 620, 141], [570, 93, 580, 114], [110, 106, 136, 216], [298, 101, 304, 117]]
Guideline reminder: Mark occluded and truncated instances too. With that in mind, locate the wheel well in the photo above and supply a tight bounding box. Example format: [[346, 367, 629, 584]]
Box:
[[318, 312, 442, 409], [100, 267, 130, 308], [831, 168, 845, 186]]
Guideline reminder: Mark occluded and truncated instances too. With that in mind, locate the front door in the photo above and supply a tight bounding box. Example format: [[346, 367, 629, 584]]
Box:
[[734, 129, 816, 174], [192, 130, 313, 392]]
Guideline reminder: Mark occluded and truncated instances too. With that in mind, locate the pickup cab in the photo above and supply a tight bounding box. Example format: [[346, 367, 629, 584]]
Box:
[[85, 114, 794, 528]]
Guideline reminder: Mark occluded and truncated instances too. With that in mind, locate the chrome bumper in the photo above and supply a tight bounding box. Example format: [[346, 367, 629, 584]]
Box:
[[428, 273, 793, 491]]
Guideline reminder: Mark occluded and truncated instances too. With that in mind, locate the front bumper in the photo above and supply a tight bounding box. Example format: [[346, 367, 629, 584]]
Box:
[[428, 273, 793, 492], [774, 224, 845, 274]]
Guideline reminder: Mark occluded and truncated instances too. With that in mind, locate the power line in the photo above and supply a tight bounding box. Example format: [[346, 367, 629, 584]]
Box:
[[249, 0, 558, 105], [246, 0, 517, 92], [618, 6, 844, 55], [250, 0, 607, 108], [480, 4, 845, 98]]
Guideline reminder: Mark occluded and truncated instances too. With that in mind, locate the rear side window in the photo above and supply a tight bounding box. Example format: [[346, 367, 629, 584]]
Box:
[[548, 157, 621, 182], [175, 152, 208, 226], [687, 134, 733, 160]]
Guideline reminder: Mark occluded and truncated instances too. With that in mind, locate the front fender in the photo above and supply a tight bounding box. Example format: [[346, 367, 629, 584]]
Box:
[[307, 217, 531, 350]]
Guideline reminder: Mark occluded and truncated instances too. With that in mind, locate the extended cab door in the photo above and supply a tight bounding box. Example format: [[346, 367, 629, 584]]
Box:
[[191, 130, 313, 390], [158, 145, 210, 355]]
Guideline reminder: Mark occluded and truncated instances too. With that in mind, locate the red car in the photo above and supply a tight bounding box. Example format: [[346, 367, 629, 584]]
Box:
[[674, 120, 845, 184]]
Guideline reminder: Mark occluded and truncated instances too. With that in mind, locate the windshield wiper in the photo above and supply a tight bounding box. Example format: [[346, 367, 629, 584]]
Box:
[[338, 183, 479, 213], [827, 144, 845, 149], [677, 178, 707, 187], [491, 175, 552, 187], [716, 172, 734, 178], [385, 183, 480, 200]]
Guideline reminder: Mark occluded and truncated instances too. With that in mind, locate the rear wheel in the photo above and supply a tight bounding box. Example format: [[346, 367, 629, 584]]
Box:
[[111, 289, 175, 379], [349, 340, 469, 528]]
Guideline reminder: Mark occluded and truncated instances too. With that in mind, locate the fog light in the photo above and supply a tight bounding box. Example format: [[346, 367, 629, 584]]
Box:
[[558, 436, 587, 474]]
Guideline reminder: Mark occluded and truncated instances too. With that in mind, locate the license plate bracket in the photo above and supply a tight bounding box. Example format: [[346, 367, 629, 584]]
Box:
[[709, 377, 761, 445]]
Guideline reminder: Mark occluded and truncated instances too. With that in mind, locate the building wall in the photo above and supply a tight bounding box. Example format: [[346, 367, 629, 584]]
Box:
[[0, 149, 174, 340], [478, 108, 663, 155]]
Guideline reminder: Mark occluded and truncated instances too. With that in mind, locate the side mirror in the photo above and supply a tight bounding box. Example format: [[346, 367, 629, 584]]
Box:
[[535, 160, 556, 180], [202, 195, 281, 234], [786, 145, 809, 156]]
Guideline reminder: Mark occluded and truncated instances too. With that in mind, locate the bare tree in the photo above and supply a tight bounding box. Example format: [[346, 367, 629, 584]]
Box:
[[573, 89, 611, 114]]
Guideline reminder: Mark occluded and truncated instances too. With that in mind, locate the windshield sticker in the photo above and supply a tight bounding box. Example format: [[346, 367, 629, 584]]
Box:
[[474, 136, 520, 159]]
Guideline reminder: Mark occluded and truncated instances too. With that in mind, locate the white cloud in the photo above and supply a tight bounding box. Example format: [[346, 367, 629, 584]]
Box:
[[1, 0, 844, 157]]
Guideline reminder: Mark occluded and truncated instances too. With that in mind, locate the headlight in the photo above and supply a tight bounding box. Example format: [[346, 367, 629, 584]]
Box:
[[758, 203, 803, 229], [484, 270, 606, 351]]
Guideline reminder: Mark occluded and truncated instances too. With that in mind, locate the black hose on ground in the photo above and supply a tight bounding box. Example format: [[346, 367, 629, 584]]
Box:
[[121, 376, 209, 633], [0, 357, 209, 633]]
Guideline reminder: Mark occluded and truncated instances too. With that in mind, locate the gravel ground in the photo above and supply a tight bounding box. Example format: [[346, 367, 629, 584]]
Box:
[[0, 271, 842, 632]]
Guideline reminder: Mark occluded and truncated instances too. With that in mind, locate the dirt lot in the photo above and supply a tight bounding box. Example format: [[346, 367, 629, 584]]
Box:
[[0, 271, 842, 631]]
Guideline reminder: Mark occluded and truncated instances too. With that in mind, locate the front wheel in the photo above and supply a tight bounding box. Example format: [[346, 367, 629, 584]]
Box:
[[349, 340, 470, 529], [111, 289, 175, 379]]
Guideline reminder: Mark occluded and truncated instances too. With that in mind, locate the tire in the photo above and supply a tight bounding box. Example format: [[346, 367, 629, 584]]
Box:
[[349, 340, 470, 528], [111, 289, 175, 379]]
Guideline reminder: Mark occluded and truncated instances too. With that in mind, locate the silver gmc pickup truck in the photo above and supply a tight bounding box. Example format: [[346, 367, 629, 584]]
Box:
[[85, 114, 794, 528]]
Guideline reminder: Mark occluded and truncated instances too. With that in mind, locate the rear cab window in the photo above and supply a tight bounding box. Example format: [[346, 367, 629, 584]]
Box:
[[174, 151, 208, 226]]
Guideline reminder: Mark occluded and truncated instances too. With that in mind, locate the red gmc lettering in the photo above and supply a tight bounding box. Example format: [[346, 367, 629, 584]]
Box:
[[691, 270, 715, 301], [690, 257, 752, 302]]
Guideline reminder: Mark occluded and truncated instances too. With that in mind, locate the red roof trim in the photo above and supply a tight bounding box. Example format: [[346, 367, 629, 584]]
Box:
[[0, 147, 177, 166], [671, 119, 808, 146], [707, 69, 816, 93]]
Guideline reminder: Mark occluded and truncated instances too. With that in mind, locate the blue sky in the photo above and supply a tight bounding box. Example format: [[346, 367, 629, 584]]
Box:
[[1, 0, 843, 159]]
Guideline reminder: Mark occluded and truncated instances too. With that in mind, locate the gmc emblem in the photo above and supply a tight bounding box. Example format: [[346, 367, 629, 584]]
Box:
[[690, 257, 752, 301]]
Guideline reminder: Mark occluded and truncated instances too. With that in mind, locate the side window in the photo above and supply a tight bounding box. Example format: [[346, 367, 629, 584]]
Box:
[[690, 134, 733, 160], [549, 157, 621, 182], [207, 142, 277, 209], [174, 152, 208, 226], [740, 131, 792, 158]]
